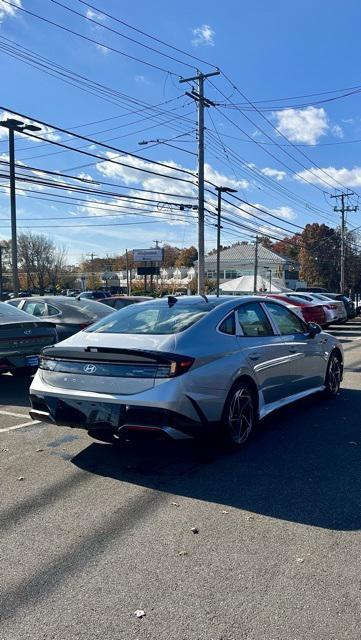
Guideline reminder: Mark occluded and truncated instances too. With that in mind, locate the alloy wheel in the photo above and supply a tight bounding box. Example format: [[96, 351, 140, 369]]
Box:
[[327, 355, 341, 395], [227, 387, 254, 445]]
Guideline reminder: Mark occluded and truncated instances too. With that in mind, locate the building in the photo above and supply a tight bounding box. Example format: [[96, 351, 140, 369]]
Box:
[[195, 243, 305, 289]]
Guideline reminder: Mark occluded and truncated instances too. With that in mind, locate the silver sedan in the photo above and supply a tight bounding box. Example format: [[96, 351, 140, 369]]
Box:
[[30, 295, 343, 447]]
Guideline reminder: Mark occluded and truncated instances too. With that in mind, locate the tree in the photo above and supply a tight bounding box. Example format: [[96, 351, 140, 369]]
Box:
[[175, 246, 198, 267], [18, 233, 67, 293], [299, 224, 340, 290]]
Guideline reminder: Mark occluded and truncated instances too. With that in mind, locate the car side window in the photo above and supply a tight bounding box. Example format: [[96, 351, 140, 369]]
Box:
[[47, 304, 61, 317], [23, 301, 47, 317], [264, 302, 306, 335], [237, 303, 273, 337], [219, 312, 236, 335]]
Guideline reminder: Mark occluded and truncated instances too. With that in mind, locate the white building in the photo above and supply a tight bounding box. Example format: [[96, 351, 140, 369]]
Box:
[[195, 244, 305, 289]]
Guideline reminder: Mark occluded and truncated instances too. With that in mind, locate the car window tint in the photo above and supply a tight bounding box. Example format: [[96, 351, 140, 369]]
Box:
[[219, 313, 235, 335], [237, 303, 273, 337], [47, 304, 60, 317], [265, 302, 306, 335], [24, 301, 47, 317]]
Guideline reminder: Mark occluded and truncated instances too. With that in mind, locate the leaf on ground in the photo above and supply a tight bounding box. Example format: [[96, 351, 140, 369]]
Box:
[[134, 609, 146, 618], [191, 527, 199, 534], [171, 501, 180, 507], [17, 476, 24, 481], [296, 557, 304, 563]]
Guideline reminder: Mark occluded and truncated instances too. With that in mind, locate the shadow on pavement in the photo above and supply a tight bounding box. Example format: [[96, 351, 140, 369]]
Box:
[[0, 375, 31, 408], [72, 389, 361, 531]]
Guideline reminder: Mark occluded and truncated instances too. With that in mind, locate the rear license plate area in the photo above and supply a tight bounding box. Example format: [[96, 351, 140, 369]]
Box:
[[55, 399, 124, 428]]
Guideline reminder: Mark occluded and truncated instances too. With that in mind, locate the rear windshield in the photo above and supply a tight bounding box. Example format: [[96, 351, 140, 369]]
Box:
[[0, 303, 34, 320], [57, 299, 112, 318], [85, 301, 216, 335]]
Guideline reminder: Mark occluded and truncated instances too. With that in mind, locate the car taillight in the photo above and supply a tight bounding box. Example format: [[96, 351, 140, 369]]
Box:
[[156, 358, 195, 378], [78, 323, 90, 330]]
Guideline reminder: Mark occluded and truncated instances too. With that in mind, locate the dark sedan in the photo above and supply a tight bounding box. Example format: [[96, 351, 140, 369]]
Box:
[[0, 302, 57, 377], [5, 296, 114, 340], [100, 295, 152, 311]]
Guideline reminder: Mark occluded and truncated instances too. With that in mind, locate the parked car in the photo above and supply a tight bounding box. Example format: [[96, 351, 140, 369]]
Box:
[[295, 287, 327, 293], [101, 295, 153, 311], [77, 290, 110, 301], [0, 302, 57, 377], [5, 296, 114, 340], [281, 293, 347, 325], [323, 293, 356, 320], [30, 296, 343, 448], [263, 294, 328, 327]]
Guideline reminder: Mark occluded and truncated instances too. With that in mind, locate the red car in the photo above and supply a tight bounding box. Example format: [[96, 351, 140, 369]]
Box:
[[263, 294, 327, 327]]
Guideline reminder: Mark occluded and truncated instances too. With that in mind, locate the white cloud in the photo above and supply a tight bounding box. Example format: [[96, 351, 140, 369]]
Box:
[[86, 8, 106, 21], [192, 24, 215, 47], [135, 75, 151, 85], [296, 166, 361, 188], [0, 111, 60, 142], [260, 167, 286, 181], [235, 201, 296, 221], [95, 44, 110, 55], [0, 0, 21, 21], [331, 124, 344, 139], [273, 106, 328, 145]]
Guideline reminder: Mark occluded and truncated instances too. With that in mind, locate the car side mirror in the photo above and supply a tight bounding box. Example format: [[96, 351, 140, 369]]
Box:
[[307, 322, 321, 337]]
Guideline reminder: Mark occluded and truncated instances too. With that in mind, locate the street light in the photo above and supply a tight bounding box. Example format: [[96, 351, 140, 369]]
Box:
[[0, 118, 41, 295], [215, 186, 238, 296]]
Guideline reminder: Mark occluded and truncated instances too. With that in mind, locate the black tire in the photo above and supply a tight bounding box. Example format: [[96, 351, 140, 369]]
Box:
[[11, 366, 37, 378], [222, 381, 256, 448], [324, 352, 342, 397]]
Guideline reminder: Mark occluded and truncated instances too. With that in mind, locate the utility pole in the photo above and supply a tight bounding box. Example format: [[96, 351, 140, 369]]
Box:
[[330, 191, 358, 293], [125, 249, 130, 295], [253, 236, 259, 293], [215, 186, 237, 296], [180, 69, 220, 294], [87, 252, 97, 289], [0, 118, 41, 295]]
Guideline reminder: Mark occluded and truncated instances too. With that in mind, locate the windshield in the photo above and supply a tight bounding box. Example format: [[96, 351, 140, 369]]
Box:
[[85, 301, 216, 335]]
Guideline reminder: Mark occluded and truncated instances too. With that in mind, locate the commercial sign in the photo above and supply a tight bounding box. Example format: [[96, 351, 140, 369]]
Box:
[[137, 266, 160, 276], [133, 248, 164, 263]]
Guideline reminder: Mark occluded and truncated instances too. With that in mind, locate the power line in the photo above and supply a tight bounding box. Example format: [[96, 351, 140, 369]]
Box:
[[51, 0, 197, 71], [1, 0, 180, 76], [0, 105, 198, 180], [77, 0, 218, 70]]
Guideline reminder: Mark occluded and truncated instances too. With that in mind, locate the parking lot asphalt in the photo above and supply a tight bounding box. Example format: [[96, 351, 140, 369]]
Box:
[[0, 321, 361, 640]]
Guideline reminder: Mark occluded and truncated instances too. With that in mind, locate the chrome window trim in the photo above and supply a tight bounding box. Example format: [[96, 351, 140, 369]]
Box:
[[45, 304, 62, 318]]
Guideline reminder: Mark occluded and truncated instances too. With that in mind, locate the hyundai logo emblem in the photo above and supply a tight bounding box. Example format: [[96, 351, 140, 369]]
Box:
[[24, 329, 32, 335], [84, 364, 97, 374]]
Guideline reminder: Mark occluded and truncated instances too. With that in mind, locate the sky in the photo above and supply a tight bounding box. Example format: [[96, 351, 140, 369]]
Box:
[[1, 0, 361, 262]]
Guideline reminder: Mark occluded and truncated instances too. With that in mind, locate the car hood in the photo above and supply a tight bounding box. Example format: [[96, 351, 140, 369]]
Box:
[[52, 329, 178, 353]]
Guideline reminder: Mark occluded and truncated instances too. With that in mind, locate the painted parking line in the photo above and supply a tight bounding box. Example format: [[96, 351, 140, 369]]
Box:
[[0, 420, 40, 433], [0, 410, 30, 419]]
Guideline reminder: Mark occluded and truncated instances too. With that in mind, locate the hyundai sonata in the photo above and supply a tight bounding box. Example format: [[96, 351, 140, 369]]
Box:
[[29, 296, 343, 447]]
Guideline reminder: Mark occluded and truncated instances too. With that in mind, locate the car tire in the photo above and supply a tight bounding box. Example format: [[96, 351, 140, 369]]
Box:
[[222, 381, 256, 448], [11, 366, 37, 378], [324, 352, 342, 397]]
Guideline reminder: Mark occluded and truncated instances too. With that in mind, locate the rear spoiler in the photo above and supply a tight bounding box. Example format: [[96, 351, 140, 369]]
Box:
[[41, 346, 186, 365]]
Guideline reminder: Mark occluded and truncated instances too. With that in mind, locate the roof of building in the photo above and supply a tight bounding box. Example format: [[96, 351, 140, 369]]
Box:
[[201, 244, 290, 265]]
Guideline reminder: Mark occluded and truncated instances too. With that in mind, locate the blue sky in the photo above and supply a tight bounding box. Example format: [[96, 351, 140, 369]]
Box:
[[1, 0, 361, 261]]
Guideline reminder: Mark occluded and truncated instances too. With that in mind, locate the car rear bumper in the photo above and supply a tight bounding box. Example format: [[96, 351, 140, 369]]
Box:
[[29, 394, 205, 439], [0, 353, 39, 373]]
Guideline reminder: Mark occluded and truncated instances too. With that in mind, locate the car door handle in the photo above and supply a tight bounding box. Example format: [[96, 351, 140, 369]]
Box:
[[248, 353, 260, 361], [289, 346, 297, 353]]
